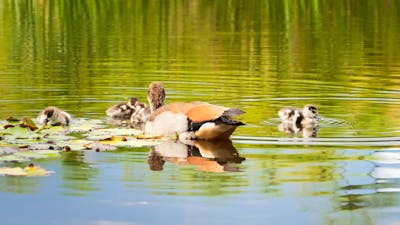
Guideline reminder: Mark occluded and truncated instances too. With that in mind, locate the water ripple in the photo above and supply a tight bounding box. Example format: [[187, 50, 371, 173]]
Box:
[[233, 136, 400, 147]]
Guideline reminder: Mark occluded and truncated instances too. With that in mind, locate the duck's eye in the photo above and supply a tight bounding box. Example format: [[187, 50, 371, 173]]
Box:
[[129, 98, 138, 105], [308, 106, 317, 113], [45, 109, 54, 117]]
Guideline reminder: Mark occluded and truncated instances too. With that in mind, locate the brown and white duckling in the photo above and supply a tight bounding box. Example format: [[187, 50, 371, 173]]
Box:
[[143, 82, 245, 140], [37, 106, 71, 126], [278, 104, 320, 125], [130, 82, 165, 129], [106, 97, 139, 119]]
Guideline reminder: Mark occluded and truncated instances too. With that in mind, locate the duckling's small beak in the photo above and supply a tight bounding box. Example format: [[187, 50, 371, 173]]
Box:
[[44, 118, 49, 125], [315, 114, 322, 121]]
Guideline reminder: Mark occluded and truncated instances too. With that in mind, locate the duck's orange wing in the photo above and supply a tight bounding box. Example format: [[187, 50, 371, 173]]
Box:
[[185, 103, 229, 123], [149, 102, 191, 121]]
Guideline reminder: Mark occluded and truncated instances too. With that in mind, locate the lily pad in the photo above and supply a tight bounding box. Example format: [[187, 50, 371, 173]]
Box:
[[22, 117, 38, 131], [67, 118, 105, 133], [112, 138, 161, 148], [87, 128, 142, 140], [14, 150, 60, 159], [0, 154, 30, 162], [0, 126, 42, 139], [0, 164, 54, 176], [57, 139, 94, 151], [0, 146, 19, 154], [84, 142, 117, 151], [6, 116, 20, 122]]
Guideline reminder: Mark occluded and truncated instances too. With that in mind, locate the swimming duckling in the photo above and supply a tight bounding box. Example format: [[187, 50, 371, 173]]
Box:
[[106, 97, 138, 119], [143, 82, 245, 140], [278, 104, 319, 125], [37, 106, 71, 126]]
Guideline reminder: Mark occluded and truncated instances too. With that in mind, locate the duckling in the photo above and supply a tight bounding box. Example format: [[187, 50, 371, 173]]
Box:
[[37, 106, 71, 126], [278, 104, 319, 125], [143, 82, 245, 140], [130, 102, 150, 129], [105, 97, 138, 119], [129, 82, 165, 129]]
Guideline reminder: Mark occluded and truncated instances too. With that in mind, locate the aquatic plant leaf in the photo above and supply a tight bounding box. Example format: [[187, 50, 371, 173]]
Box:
[[84, 142, 117, 151], [67, 118, 105, 133], [36, 125, 65, 134], [87, 128, 142, 140], [99, 136, 126, 144], [24, 164, 54, 176], [24, 143, 63, 151], [96, 135, 160, 148], [0, 154, 30, 162], [112, 138, 161, 148], [0, 146, 19, 154], [51, 139, 91, 151], [6, 116, 20, 122], [14, 150, 60, 159], [0, 167, 26, 176], [0, 126, 41, 139], [22, 117, 38, 131], [0, 164, 54, 176]]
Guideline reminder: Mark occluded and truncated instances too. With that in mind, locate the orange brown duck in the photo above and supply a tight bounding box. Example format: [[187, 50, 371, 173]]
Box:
[[142, 82, 245, 140]]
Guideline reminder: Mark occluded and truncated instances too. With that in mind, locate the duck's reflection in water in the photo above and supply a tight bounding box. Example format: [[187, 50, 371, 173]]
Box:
[[278, 122, 319, 138], [147, 139, 245, 172]]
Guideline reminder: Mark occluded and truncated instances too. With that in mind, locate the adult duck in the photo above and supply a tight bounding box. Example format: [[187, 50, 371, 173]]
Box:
[[143, 82, 245, 140]]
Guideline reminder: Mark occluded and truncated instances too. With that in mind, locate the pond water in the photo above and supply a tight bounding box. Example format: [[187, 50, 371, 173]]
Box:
[[1, 1, 400, 225]]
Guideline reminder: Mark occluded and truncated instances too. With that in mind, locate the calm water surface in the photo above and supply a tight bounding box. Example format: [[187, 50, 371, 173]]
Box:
[[1, 1, 400, 225]]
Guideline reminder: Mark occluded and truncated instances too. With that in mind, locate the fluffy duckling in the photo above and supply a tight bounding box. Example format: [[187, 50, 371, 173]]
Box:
[[130, 82, 165, 129], [37, 106, 71, 126], [130, 102, 150, 129], [143, 82, 245, 140], [278, 104, 319, 125], [106, 97, 139, 119]]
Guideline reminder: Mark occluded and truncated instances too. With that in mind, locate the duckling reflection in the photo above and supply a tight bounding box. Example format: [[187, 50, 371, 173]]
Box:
[[147, 139, 245, 172], [278, 122, 319, 138]]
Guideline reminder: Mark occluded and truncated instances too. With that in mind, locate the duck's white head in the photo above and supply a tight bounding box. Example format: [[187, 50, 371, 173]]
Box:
[[302, 104, 319, 120], [147, 82, 166, 113], [126, 97, 139, 108]]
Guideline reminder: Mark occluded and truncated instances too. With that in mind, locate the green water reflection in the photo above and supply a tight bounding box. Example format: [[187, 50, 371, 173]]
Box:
[[1, 1, 400, 225]]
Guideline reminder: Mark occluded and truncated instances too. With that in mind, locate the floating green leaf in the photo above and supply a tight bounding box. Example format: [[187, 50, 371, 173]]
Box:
[[0, 154, 30, 162], [0, 126, 41, 139], [0, 146, 19, 154], [67, 118, 105, 133], [14, 150, 60, 159], [0, 164, 54, 176], [87, 128, 142, 140], [84, 142, 117, 151]]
